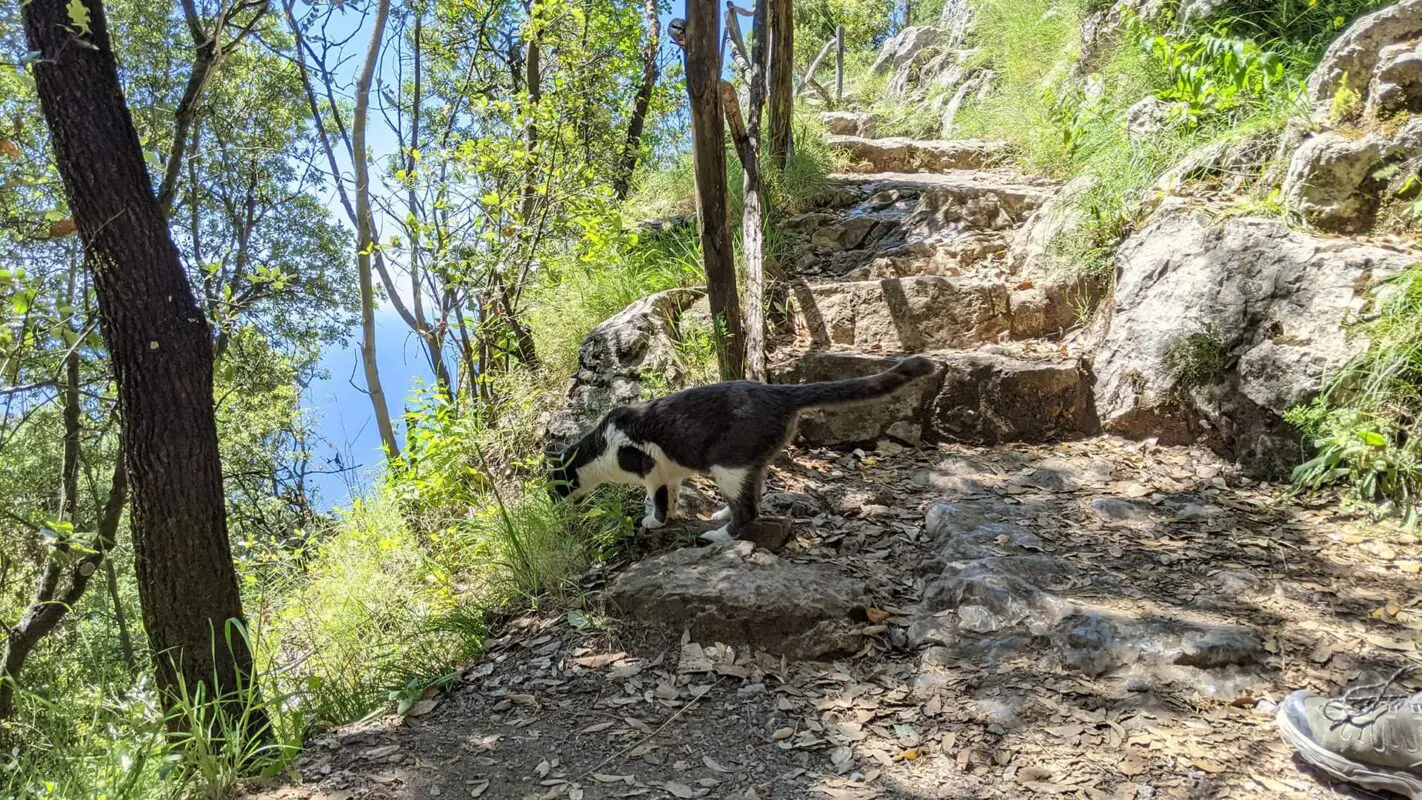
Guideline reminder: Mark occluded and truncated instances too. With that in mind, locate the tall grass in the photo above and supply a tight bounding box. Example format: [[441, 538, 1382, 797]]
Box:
[[1288, 267, 1422, 521]]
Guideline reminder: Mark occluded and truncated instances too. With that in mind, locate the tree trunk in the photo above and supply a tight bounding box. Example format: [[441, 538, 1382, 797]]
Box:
[[353, 0, 401, 458], [21, 0, 262, 727], [613, 0, 661, 201], [685, 0, 744, 380], [744, 0, 769, 381], [767, 0, 794, 169]]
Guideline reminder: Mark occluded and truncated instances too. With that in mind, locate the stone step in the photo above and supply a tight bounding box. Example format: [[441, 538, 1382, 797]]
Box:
[[785, 173, 1055, 280], [829, 135, 1008, 173], [820, 111, 877, 138], [827, 171, 1054, 223], [783, 274, 1087, 352], [769, 347, 1099, 447]]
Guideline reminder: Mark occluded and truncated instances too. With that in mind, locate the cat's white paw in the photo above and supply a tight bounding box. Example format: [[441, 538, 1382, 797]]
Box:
[[709, 505, 732, 521], [640, 514, 665, 530], [699, 525, 733, 543]]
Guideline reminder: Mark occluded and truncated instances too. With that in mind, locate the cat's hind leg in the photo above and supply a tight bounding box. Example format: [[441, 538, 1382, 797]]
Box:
[[704, 465, 765, 541]]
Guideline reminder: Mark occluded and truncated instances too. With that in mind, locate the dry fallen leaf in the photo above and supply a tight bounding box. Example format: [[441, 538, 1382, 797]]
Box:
[[865, 607, 892, 624], [468, 780, 490, 797], [572, 652, 626, 668], [773, 726, 794, 741], [663, 780, 696, 798]]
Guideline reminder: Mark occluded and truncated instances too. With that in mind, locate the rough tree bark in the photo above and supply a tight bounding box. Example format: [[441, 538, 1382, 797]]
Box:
[[613, 0, 661, 201], [685, 0, 745, 380], [725, 0, 769, 381], [353, 0, 401, 458], [767, 0, 794, 168], [20, 0, 262, 724]]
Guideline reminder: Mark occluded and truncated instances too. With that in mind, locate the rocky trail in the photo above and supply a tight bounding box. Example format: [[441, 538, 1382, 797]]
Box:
[[251, 439, 1420, 800], [253, 19, 1422, 796]]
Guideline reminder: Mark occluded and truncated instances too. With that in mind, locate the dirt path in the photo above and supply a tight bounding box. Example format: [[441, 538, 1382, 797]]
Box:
[[249, 436, 1418, 800]]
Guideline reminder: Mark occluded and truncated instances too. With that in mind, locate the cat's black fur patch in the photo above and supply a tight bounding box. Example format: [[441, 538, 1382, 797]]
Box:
[[617, 445, 655, 477], [652, 485, 670, 524]]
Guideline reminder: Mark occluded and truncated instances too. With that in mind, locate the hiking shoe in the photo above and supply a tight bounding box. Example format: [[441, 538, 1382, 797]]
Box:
[[1277, 683, 1422, 799]]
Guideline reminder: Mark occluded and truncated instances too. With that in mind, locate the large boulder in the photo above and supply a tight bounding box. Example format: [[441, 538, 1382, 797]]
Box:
[[1281, 119, 1422, 233], [1305, 0, 1422, 110], [1281, 0, 1422, 231], [607, 541, 868, 659], [870, 26, 944, 77], [1094, 202, 1415, 471], [546, 288, 702, 443]]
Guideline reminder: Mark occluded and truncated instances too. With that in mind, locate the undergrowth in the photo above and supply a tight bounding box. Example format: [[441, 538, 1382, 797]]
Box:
[[1288, 267, 1422, 523]]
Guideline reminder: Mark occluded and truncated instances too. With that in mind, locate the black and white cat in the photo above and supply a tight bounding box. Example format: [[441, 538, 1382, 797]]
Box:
[[548, 355, 935, 541]]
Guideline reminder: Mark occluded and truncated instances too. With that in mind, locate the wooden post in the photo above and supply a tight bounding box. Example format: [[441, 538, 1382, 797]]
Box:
[[835, 25, 844, 106], [767, 0, 793, 169], [796, 39, 835, 96], [684, 0, 745, 380]]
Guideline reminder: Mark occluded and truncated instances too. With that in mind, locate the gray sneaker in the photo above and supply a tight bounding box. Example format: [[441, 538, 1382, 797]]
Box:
[[1277, 682, 1422, 799]]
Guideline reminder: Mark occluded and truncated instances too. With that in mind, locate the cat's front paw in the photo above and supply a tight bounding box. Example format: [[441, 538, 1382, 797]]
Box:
[[640, 514, 666, 530]]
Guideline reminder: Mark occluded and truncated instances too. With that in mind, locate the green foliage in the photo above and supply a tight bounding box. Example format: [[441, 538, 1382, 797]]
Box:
[[1166, 328, 1228, 388], [1134, 18, 1291, 127], [1288, 267, 1422, 521], [794, 0, 897, 62]]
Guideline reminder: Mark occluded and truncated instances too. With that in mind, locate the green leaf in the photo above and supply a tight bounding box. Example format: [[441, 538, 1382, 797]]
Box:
[[66, 0, 91, 34], [1359, 430, 1387, 447]]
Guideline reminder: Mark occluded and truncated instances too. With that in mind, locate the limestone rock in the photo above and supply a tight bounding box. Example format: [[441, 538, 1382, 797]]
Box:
[[820, 111, 877, 138], [1094, 202, 1414, 471], [871, 26, 944, 76], [1281, 120, 1422, 233], [827, 135, 1008, 173], [1366, 39, 1422, 117], [787, 276, 1012, 353], [931, 351, 1097, 444], [1306, 0, 1422, 108], [546, 288, 702, 443], [770, 352, 942, 445], [770, 349, 1096, 447], [607, 541, 867, 659], [1125, 96, 1184, 140]]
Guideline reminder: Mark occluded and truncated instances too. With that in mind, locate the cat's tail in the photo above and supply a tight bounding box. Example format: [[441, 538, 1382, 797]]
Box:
[[777, 355, 937, 409]]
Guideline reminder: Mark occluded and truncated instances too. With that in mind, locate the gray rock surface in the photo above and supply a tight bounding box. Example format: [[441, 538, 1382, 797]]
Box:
[[820, 111, 878, 138], [828, 135, 1008, 173], [1306, 0, 1422, 108], [546, 288, 702, 443], [909, 494, 1266, 695], [1366, 39, 1422, 117], [607, 541, 867, 659], [770, 349, 1096, 447], [1094, 202, 1413, 470], [1281, 119, 1422, 232]]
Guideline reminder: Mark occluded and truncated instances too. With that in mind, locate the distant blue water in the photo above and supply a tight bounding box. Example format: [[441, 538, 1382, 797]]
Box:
[[303, 307, 434, 509]]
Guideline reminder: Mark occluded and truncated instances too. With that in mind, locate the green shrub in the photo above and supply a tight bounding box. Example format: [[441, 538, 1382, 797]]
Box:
[[1288, 267, 1422, 522]]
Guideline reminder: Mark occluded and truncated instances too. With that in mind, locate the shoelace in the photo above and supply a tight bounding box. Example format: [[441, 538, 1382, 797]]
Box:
[[1326, 666, 1419, 730]]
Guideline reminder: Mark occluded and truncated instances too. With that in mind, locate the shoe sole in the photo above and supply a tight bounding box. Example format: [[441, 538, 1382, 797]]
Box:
[[1277, 705, 1422, 799]]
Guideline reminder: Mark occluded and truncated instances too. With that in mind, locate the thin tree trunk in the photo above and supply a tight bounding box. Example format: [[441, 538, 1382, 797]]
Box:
[[767, 0, 794, 168], [613, 0, 661, 201], [353, 0, 400, 458], [685, 0, 744, 380], [744, 0, 769, 381], [21, 0, 265, 728]]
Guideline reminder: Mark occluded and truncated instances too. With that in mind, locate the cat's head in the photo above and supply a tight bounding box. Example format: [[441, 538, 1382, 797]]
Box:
[[544, 425, 605, 500]]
